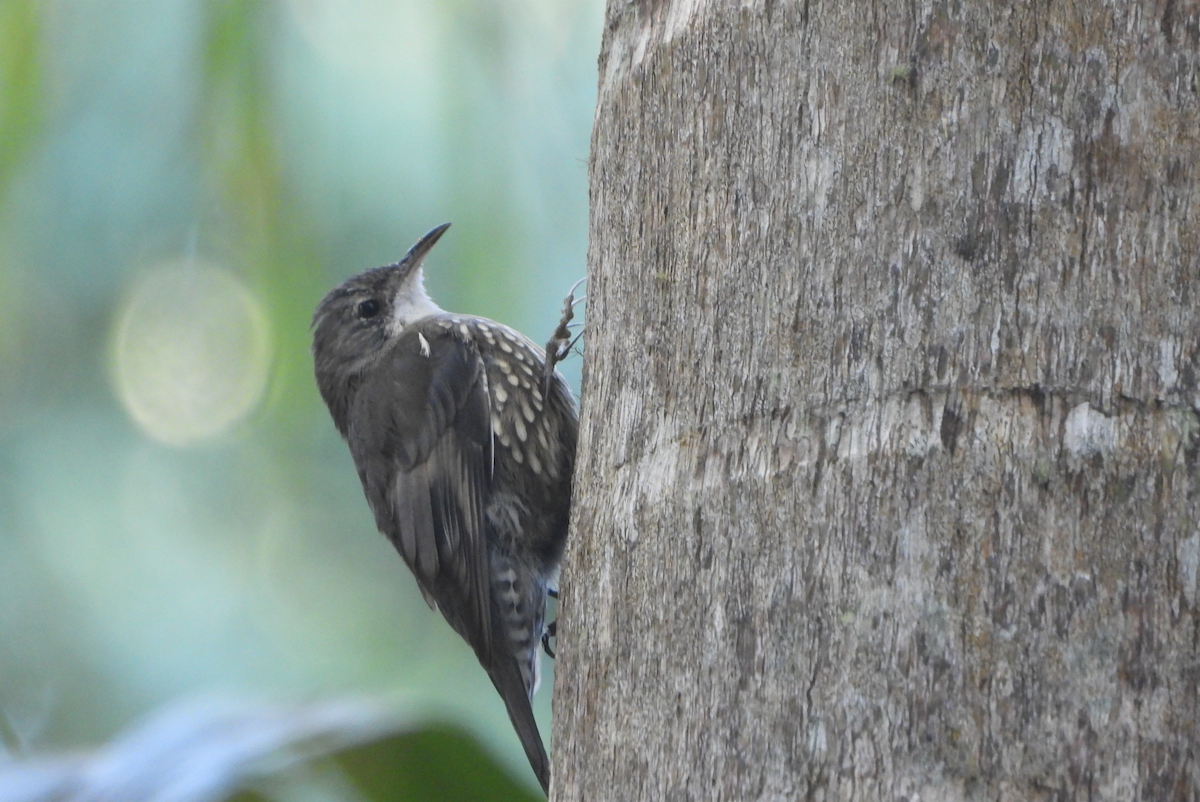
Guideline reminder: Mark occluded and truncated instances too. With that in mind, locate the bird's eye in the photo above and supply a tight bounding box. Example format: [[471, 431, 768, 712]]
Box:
[[357, 298, 382, 319]]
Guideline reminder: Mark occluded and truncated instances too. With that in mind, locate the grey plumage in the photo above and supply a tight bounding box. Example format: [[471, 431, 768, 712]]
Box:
[[311, 224, 576, 794]]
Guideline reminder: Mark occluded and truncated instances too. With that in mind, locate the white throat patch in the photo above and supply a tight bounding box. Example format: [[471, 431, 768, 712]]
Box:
[[390, 267, 443, 333]]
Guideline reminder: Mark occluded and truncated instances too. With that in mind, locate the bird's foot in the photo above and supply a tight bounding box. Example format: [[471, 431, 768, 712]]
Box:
[[543, 277, 587, 394]]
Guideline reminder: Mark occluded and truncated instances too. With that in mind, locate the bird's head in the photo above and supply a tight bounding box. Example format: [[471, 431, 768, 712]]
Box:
[[312, 223, 450, 429], [312, 223, 450, 374]]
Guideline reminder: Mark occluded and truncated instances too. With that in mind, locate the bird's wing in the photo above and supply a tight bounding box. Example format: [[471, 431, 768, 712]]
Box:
[[347, 320, 495, 659]]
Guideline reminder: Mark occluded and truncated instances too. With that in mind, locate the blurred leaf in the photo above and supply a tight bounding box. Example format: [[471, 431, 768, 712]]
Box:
[[0, 697, 539, 802], [198, 0, 328, 469], [0, 0, 40, 198], [320, 724, 542, 802], [231, 725, 545, 802]]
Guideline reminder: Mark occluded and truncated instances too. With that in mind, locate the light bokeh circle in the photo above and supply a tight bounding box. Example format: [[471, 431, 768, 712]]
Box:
[[113, 260, 272, 446]]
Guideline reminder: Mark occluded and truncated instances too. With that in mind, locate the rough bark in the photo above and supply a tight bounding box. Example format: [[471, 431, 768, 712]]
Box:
[[553, 1, 1200, 799]]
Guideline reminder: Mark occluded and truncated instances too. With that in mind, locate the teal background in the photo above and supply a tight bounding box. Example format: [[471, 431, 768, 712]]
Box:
[[0, 1, 600, 797]]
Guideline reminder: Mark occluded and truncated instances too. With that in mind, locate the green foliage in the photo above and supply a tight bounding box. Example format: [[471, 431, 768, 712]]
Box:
[[0, 0, 40, 197], [322, 725, 543, 802]]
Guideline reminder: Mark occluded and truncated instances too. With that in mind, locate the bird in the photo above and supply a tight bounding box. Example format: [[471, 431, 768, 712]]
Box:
[[311, 223, 577, 794]]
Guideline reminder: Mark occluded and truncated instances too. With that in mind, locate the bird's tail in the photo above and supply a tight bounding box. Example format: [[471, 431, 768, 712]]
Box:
[[487, 653, 550, 794]]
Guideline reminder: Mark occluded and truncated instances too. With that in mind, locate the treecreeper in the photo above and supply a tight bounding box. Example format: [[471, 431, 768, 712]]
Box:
[[311, 223, 578, 794]]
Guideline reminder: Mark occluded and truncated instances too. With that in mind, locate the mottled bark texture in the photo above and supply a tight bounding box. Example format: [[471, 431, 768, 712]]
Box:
[[553, 1, 1200, 799]]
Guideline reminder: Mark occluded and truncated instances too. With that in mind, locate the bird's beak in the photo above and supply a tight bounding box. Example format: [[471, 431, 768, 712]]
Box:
[[399, 223, 452, 272]]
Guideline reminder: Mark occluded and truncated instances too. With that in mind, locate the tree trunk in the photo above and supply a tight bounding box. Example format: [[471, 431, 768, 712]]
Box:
[[553, 1, 1200, 799]]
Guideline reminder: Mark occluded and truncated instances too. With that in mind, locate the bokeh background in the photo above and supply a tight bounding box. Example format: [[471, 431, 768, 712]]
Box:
[[0, 1, 600, 798]]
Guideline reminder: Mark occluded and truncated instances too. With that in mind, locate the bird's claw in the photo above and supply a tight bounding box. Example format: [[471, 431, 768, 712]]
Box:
[[543, 277, 587, 395]]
